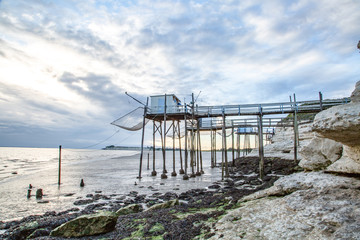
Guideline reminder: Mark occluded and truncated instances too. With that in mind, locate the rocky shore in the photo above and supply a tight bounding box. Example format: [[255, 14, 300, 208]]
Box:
[[0, 157, 299, 239]]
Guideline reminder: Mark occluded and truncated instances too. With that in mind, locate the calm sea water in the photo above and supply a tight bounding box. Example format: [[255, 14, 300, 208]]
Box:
[[0, 147, 222, 221]]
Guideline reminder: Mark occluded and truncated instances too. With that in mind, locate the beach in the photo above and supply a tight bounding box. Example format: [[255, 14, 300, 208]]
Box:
[[0, 147, 222, 222], [0, 147, 298, 239]]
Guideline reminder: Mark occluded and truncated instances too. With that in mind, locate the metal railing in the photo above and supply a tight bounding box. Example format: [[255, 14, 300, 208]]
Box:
[[147, 98, 350, 117]]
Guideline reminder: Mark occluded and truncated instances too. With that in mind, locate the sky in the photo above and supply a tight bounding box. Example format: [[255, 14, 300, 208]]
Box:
[[0, 0, 359, 149]]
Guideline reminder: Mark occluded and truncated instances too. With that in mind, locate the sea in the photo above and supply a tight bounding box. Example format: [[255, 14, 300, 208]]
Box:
[[0, 147, 222, 222]]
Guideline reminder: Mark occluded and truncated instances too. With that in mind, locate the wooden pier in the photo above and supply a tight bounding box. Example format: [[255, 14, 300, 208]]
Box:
[[115, 92, 350, 180]]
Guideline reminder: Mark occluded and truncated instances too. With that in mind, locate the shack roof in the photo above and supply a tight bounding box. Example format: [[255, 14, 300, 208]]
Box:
[[150, 94, 181, 103]]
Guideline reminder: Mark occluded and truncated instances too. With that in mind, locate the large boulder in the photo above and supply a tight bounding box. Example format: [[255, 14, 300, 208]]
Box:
[[209, 172, 360, 240], [312, 101, 360, 147], [116, 204, 143, 216], [310, 81, 360, 174], [145, 199, 179, 211], [350, 80, 360, 102], [50, 211, 118, 238], [299, 136, 342, 170]]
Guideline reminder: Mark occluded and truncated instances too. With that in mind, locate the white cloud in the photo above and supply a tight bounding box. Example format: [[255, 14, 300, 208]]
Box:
[[0, 0, 359, 147]]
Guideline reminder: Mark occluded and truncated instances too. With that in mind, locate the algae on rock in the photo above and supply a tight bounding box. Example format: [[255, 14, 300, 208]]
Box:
[[50, 211, 118, 238]]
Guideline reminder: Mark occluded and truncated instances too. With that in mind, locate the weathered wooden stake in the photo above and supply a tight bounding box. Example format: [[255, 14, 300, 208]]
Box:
[[196, 120, 201, 176], [222, 109, 229, 177], [151, 121, 157, 176], [147, 152, 150, 170], [178, 120, 184, 174], [58, 145, 61, 185], [319, 91, 323, 111], [231, 123, 235, 167], [161, 94, 168, 179], [214, 129, 217, 166], [199, 123, 204, 174], [183, 105, 189, 180], [138, 97, 149, 179], [258, 109, 265, 180], [236, 131, 240, 159], [171, 120, 177, 177], [293, 95, 299, 163], [189, 93, 196, 178], [210, 126, 214, 168]]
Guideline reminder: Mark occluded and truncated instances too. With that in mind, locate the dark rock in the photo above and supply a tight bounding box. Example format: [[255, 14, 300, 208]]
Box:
[[128, 191, 138, 197], [116, 204, 143, 216], [27, 189, 31, 199], [146, 199, 179, 211], [208, 184, 221, 189], [50, 211, 118, 238], [27, 228, 50, 239], [44, 211, 56, 216], [36, 189, 43, 199], [161, 192, 179, 201], [37, 200, 49, 204], [80, 179, 85, 187], [64, 193, 75, 197], [73, 199, 94, 206]]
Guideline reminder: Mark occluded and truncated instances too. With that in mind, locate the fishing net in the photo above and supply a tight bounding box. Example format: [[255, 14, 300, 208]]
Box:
[[111, 107, 149, 131]]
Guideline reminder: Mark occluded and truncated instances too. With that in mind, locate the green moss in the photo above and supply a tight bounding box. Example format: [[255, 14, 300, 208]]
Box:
[[151, 236, 164, 240], [149, 223, 165, 235], [130, 224, 145, 238], [20, 221, 39, 231], [169, 209, 177, 214]]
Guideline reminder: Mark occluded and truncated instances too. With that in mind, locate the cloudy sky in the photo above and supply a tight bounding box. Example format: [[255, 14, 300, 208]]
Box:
[[0, 0, 359, 149]]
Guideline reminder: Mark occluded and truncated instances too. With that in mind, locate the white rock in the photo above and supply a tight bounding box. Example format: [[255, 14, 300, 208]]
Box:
[[209, 172, 360, 240], [312, 102, 360, 147], [326, 145, 360, 174], [299, 137, 342, 170], [350, 80, 360, 102]]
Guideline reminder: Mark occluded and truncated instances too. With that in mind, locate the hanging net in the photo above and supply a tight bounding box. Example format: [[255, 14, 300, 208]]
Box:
[[111, 107, 149, 131]]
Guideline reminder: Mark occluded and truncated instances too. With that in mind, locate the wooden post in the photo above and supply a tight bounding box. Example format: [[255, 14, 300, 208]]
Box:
[[236, 131, 240, 159], [222, 109, 229, 177], [161, 94, 168, 179], [231, 123, 235, 167], [214, 129, 217, 166], [190, 93, 196, 178], [210, 124, 214, 168], [138, 97, 149, 179], [196, 120, 201, 176], [58, 145, 61, 185], [178, 120, 184, 174], [293, 93, 299, 163], [151, 121, 157, 176], [199, 122, 204, 174], [258, 108, 265, 179], [147, 152, 150, 170], [183, 105, 189, 180], [319, 91, 323, 111], [171, 120, 177, 176]]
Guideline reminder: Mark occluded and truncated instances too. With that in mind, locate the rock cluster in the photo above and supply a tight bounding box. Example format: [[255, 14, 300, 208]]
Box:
[[299, 80, 360, 174], [209, 172, 360, 240], [210, 81, 360, 239]]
